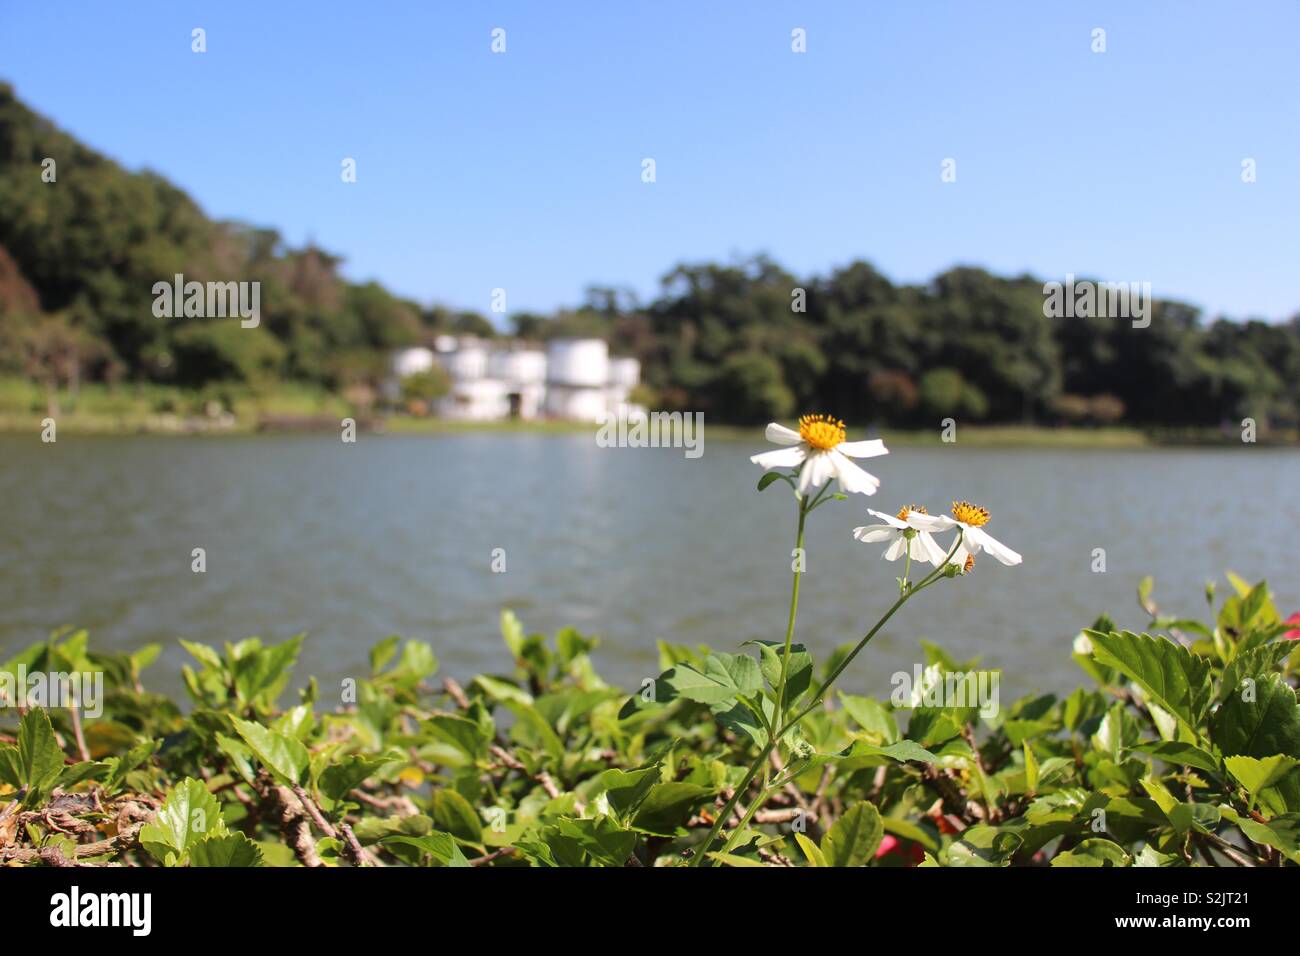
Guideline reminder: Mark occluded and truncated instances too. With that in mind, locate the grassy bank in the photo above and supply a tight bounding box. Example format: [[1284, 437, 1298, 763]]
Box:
[[1, 377, 1294, 445]]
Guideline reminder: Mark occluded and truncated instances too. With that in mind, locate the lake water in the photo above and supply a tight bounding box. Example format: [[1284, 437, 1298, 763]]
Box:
[[2, 433, 1297, 703]]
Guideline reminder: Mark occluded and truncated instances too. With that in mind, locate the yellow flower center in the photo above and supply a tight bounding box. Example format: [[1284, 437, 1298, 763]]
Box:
[[798, 414, 846, 451], [896, 504, 927, 521], [951, 501, 990, 527]]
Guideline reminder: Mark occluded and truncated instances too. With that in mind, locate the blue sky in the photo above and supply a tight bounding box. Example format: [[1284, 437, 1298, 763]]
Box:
[[2, 1, 1297, 320]]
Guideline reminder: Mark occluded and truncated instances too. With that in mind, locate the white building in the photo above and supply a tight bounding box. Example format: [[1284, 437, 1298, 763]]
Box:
[[391, 346, 435, 379], [391, 336, 643, 422]]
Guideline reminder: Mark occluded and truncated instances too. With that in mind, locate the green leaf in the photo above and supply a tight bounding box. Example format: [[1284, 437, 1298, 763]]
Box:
[[882, 816, 939, 852], [13, 709, 66, 806], [425, 714, 489, 761], [795, 832, 827, 866], [1086, 630, 1212, 733], [139, 777, 222, 864], [549, 816, 637, 867], [711, 699, 769, 748], [1135, 844, 1187, 867], [189, 831, 264, 867], [757, 472, 792, 492], [179, 639, 223, 670], [906, 708, 963, 747], [631, 782, 715, 836], [383, 832, 470, 867], [837, 693, 899, 742], [1225, 754, 1300, 796], [56, 760, 112, 790], [599, 766, 661, 818], [820, 801, 883, 867], [368, 635, 400, 676], [708, 851, 766, 867], [1023, 742, 1040, 792], [500, 609, 526, 659], [503, 700, 565, 762], [1051, 838, 1131, 867], [746, 641, 813, 704], [432, 789, 482, 843], [660, 653, 763, 707], [232, 634, 302, 706], [319, 754, 394, 803], [1221, 643, 1293, 703], [830, 738, 938, 769], [1130, 740, 1221, 775], [948, 826, 1023, 866], [1168, 802, 1220, 836], [1211, 673, 1300, 759], [472, 674, 533, 705], [231, 717, 309, 785], [1230, 811, 1300, 862]]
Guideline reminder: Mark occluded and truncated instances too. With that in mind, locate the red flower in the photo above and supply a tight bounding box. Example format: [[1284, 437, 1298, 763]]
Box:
[[1284, 612, 1300, 641], [876, 834, 924, 865]]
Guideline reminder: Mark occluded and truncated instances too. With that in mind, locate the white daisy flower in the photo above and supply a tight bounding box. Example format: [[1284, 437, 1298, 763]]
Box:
[[852, 506, 950, 565], [908, 500, 1023, 568], [750, 415, 888, 497]]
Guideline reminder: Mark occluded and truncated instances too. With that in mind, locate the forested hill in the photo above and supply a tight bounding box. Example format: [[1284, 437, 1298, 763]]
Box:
[[2, 82, 1297, 429]]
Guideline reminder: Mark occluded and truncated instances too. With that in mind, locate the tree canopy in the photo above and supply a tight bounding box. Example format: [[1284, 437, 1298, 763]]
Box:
[[2, 83, 1296, 429]]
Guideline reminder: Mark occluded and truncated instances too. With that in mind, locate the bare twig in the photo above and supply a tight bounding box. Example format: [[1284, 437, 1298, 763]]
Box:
[[443, 677, 471, 711]]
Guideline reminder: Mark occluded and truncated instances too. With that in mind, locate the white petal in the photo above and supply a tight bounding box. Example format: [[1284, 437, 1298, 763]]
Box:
[[828, 451, 880, 495], [967, 526, 1022, 566], [907, 512, 957, 532], [866, 508, 908, 528], [915, 531, 952, 566], [883, 536, 908, 561], [750, 445, 806, 470], [765, 422, 802, 445], [837, 439, 889, 460], [853, 525, 898, 544], [797, 450, 836, 495]]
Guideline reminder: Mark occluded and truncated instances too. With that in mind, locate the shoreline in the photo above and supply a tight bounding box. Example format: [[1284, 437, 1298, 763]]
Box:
[[1, 412, 1296, 448]]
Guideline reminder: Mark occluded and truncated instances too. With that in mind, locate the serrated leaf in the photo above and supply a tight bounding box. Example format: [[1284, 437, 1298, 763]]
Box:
[[232, 717, 309, 785], [820, 801, 883, 867], [189, 831, 264, 867], [14, 709, 66, 806], [1086, 630, 1212, 733], [139, 777, 222, 864], [1225, 754, 1300, 796], [1211, 673, 1300, 759]]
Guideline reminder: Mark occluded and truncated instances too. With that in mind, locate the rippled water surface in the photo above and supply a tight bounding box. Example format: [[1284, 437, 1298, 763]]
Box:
[[3, 433, 1297, 701]]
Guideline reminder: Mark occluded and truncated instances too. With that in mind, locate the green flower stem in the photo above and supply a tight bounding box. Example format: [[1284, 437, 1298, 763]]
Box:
[[718, 776, 784, 857], [692, 531, 964, 866], [696, 485, 811, 867], [773, 494, 810, 729], [692, 740, 775, 865], [781, 532, 962, 734]]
